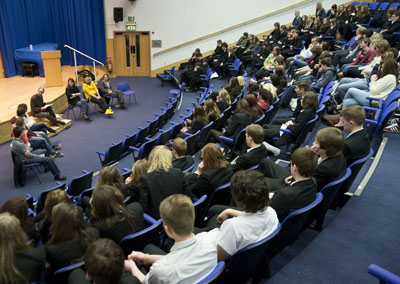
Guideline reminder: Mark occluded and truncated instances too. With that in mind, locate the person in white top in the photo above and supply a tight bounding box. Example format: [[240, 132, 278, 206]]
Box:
[[124, 194, 217, 284], [207, 170, 279, 262], [342, 58, 398, 110]]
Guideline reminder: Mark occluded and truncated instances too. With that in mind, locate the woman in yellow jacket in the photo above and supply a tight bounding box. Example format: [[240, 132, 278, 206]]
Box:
[[82, 76, 108, 112]]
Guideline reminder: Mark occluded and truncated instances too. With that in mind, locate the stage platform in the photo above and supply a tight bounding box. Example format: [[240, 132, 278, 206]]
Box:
[[0, 65, 106, 144]]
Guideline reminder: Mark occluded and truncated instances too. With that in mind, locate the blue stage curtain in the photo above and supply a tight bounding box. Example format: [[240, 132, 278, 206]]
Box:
[[0, 0, 106, 78]]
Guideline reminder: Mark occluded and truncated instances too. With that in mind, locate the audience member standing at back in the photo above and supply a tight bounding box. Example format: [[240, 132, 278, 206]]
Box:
[[139, 146, 192, 219]]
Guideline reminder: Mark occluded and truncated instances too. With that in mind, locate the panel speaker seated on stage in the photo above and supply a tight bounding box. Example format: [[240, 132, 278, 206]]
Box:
[[30, 87, 65, 126]]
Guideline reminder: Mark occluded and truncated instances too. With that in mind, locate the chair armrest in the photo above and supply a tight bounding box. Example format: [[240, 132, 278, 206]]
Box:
[[96, 151, 106, 156], [144, 213, 158, 225], [159, 129, 167, 133], [366, 96, 381, 102], [111, 142, 116, 146], [82, 170, 90, 174], [185, 108, 192, 112], [219, 136, 234, 144], [137, 127, 143, 130], [170, 122, 178, 126], [55, 181, 64, 186], [365, 118, 378, 126], [363, 106, 379, 112], [129, 146, 140, 151], [145, 137, 152, 141], [280, 129, 295, 136], [147, 120, 152, 123], [123, 168, 131, 172]]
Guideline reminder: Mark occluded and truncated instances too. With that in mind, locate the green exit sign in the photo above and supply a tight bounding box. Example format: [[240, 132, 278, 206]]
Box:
[[126, 25, 136, 31]]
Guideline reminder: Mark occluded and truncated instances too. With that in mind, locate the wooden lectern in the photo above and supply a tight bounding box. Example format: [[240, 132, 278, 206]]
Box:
[[41, 51, 63, 87]]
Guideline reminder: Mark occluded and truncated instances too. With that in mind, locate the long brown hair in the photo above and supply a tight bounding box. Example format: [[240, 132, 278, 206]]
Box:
[[204, 99, 221, 120], [380, 58, 399, 83], [0, 213, 30, 284], [193, 105, 208, 123], [90, 185, 136, 230], [235, 99, 253, 118], [128, 160, 149, 185], [200, 143, 227, 173], [44, 189, 72, 217], [96, 166, 124, 190], [47, 203, 93, 249], [0, 197, 33, 228]]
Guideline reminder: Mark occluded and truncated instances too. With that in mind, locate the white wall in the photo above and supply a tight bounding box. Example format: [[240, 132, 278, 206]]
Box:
[[104, 0, 349, 70]]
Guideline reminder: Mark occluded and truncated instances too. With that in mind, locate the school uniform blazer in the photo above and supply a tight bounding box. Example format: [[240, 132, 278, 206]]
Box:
[[343, 129, 370, 167], [140, 168, 192, 219], [269, 179, 317, 221], [187, 118, 206, 134], [14, 246, 46, 283], [314, 153, 347, 191], [189, 164, 234, 198], [172, 155, 195, 171], [232, 145, 268, 172], [223, 112, 253, 139], [383, 20, 400, 34]]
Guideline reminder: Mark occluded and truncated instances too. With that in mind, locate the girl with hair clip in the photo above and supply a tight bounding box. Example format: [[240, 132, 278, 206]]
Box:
[[0, 212, 46, 284], [45, 203, 98, 278], [204, 99, 221, 123], [90, 185, 144, 244], [188, 143, 233, 198], [139, 146, 192, 219]]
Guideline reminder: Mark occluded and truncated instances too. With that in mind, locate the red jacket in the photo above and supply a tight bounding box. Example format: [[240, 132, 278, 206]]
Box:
[[351, 47, 376, 66]]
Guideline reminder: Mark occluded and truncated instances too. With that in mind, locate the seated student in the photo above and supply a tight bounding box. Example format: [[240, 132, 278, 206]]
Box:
[[206, 170, 279, 261], [124, 194, 217, 283], [263, 91, 319, 147], [45, 203, 98, 277], [125, 160, 149, 202], [171, 137, 194, 171], [216, 89, 231, 112], [11, 127, 66, 181], [231, 125, 268, 171], [303, 57, 336, 90], [204, 99, 221, 123], [65, 78, 91, 120], [67, 238, 141, 284], [338, 106, 371, 166], [10, 117, 64, 158], [30, 87, 65, 126], [182, 62, 206, 92], [12, 103, 56, 134], [0, 212, 45, 284], [188, 143, 233, 198], [82, 76, 108, 113], [95, 166, 130, 197], [179, 105, 208, 136], [255, 46, 284, 81], [245, 94, 264, 118], [89, 185, 144, 244], [259, 127, 347, 191], [280, 80, 309, 110], [0, 197, 39, 242], [268, 148, 318, 221], [140, 146, 192, 219], [99, 74, 126, 109]]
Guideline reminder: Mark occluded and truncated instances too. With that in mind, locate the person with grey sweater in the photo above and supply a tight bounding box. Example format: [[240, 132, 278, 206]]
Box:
[[11, 127, 66, 181], [99, 74, 126, 109]]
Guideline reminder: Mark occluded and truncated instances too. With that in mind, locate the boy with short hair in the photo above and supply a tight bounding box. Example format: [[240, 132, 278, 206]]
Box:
[[171, 137, 194, 171]]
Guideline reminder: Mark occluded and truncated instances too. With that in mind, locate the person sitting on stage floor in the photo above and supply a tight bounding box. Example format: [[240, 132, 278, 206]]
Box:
[[206, 170, 279, 261], [231, 124, 268, 171], [11, 104, 56, 134], [171, 138, 194, 171], [10, 117, 63, 158], [82, 76, 108, 113], [99, 74, 127, 109], [67, 238, 141, 284], [11, 127, 66, 181], [125, 194, 217, 284], [259, 127, 347, 191], [269, 147, 318, 221], [338, 105, 371, 166], [30, 87, 65, 126], [65, 78, 91, 121]]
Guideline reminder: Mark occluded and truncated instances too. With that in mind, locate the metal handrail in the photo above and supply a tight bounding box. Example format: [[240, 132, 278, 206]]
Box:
[[64, 45, 104, 85]]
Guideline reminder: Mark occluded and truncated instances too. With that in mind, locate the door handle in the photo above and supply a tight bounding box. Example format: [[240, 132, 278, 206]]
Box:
[[130, 46, 136, 54]]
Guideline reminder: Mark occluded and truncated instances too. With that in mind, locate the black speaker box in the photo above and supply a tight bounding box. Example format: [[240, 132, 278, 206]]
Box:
[[114, 7, 123, 23]]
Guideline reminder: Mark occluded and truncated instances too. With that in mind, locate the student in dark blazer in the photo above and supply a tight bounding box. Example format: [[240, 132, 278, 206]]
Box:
[[291, 11, 302, 29], [172, 138, 194, 171], [338, 106, 371, 166], [231, 124, 268, 172], [45, 203, 98, 279], [140, 146, 192, 219], [381, 11, 400, 45], [263, 91, 318, 147], [269, 148, 318, 221], [216, 89, 231, 113], [90, 185, 144, 244], [179, 105, 208, 137], [0, 212, 46, 284], [188, 143, 234, 198]]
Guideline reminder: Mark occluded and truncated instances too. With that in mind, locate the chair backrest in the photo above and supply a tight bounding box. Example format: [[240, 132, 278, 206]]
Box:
[[264, 105, 274, 124], [156, 129, 171, 146], [381, 90, 400, 113], [197, 121, 214, 149], [291, 114, 319, 151], [369, 2, 379, 10], [378, 2, 389, 11], [170, 123, 183, 140], [193, 194, 208, 228], [117, 82, 130, 92], [120, 219, 163, 257], [388, 3, 399, 9], [170, 65, 176, 75], [68, 171, 93, 197], [137, 138, 157, 160], [121, 133, 137, 157], [368, 264, 400, 284], [37, 183, 66, 213], [136, 127, 148, 146], [368, 101, 398, 137], [267, 192, 323, 259], [196, 262, 225, 284], [208, 182, 231, 206], [147, 118, 159, 137], [53, 261, 85, 284], [218, 224, 281, 283], [103, 142, 123, 166], [185, 130, 201, 156], [77, 187, 94, 205], [156, 110, 168, 130], [253, 113, 266, 126], [230, 128, 247, 157]]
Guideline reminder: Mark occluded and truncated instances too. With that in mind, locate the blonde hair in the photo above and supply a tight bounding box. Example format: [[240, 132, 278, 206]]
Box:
[[237, 76, 245, 88], [262, 83, 277, 99], [129, 160, 149, 185], [218, 89, 231, 105], [147, 146, 172, 173], [0, 213, 29, 283], [160, 194, 194, 236], [370, 33, 384, 49]]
